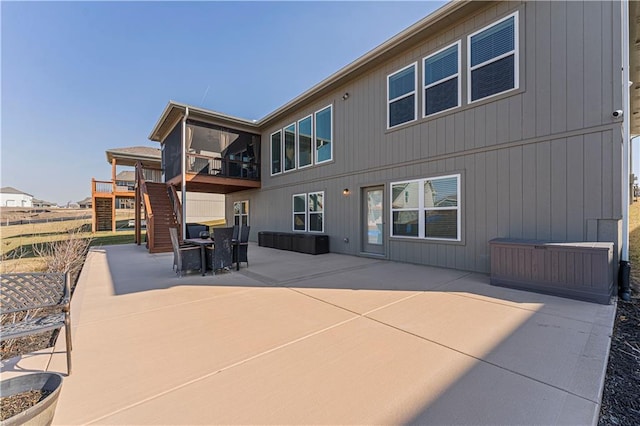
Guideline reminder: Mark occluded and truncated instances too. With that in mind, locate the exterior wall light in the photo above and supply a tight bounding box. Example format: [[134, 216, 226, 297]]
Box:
[[343, 188, 350, 196], [342, 92, 349, 100]]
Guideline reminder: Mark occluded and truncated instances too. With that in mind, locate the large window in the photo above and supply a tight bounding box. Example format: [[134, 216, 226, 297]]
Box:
[[292, 191, 324, 232], [298, 115, 313, 168], [284, 123, 296, 172], [271, 130, 282, 175], [387, 63, 417, 129], [424, 42, 460, 117], [271, 106, 332, 175], [315, 106, 332, 164], [391, 174, 460, 241], [233, 200, 249, 226], [468, 12, 518, 102]]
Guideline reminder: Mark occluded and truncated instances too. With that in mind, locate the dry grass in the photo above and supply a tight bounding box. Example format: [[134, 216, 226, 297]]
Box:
[[0, 257, 49, 274], [628, 201, 640, 283], [1, 210, 144, 273], [0, 219, 89, 240]]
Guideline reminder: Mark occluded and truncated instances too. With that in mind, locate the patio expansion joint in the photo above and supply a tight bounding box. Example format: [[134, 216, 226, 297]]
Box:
[[238, 259, 389, 287], [84, 314, 363, 425], [286, 275, 604, 406], [73, 287, 257, 328], [362, 313, 603, 404], [83, 288, 425, 425]]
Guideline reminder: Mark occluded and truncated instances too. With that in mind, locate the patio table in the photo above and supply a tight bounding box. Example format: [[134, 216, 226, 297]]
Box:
[[184, 238, 215, 275]]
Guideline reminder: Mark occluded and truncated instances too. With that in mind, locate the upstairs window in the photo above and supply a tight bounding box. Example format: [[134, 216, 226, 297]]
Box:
[[270, 130, 282, 175], [298, 115, 313, 168], [468, 12, 518, 102], [424, 42, 460, 116], [387, 63, 417, 129], [284, 123, 296, 172], [315, 105, 332, 164]]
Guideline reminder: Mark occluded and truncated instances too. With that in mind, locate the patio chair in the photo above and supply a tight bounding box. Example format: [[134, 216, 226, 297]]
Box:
[[206, 227, 234, 273], [169, 227, 202, 277], [232, 225, 240, 242], [235, 225, 250, 268], [186, 223, 207, 239]]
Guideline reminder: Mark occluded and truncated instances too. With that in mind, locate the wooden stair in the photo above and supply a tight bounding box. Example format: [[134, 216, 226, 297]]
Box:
[[145, 182, 178, 253]]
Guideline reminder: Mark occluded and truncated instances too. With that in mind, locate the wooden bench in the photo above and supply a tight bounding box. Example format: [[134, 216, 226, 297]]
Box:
[[1, 272, 72, 374]]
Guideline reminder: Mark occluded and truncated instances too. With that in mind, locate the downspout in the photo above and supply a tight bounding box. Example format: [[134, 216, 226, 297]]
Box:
[[619, 0, 632, 300], [182, 107, 189, 239]]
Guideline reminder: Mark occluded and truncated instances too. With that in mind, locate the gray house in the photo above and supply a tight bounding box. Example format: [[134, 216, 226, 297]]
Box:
[[149, 1, 639, 300]]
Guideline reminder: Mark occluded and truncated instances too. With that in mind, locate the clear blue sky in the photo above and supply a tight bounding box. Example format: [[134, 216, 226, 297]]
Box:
[[1, 1, 445, 205]]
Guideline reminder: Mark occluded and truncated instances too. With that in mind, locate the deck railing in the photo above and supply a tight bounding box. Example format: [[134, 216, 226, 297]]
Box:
[[92, 180, 114, 194], [135, 164, 155, 250], [186, 154, 260, 180]]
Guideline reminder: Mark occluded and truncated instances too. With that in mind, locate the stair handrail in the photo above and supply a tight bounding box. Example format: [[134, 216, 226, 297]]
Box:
[[135, 161, 155, 251], [167, 185, 183, 237]]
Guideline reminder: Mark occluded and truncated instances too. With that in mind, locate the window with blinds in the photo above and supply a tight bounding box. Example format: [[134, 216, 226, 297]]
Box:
[[387, 63, 417, 129], [391, 175, 461, 241], [468, 12, 518, 102], [424, 41, 460, 116]]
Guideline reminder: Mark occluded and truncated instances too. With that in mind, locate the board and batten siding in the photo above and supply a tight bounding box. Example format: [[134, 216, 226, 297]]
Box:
[[228, 0, 624, 274]]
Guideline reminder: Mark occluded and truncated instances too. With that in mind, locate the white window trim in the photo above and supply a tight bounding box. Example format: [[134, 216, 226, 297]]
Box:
[[314, 105, 333, 165], [270, 129, 282, 176], [292, 193, 308, 232], [423, 41, 461, 118], [283, 122, 297, 173], [467, 11, 519, 104], [387, 62, 418, 130], [390, 179, 421, 239], [308, 190, 325, 233], [297, 114, 314, 170], [233, 200, 249, 226], [390, 174, 461, 241]]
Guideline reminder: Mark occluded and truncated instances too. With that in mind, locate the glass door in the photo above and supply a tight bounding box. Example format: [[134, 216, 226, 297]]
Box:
[[362, 186, 385, 255]]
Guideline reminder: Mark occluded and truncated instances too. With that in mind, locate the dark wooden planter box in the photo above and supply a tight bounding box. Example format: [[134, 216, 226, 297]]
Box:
[[276, 233, 293, 251], [258, 231, 275, 248], [489, 238, 614, 304], [292, 234, 330, 254], [259, 231, 329, 255]]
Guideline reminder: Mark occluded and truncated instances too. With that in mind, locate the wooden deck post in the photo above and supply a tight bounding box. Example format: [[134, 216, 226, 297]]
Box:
[[111, 159, 117, 232], [91, 178, 97, 233]]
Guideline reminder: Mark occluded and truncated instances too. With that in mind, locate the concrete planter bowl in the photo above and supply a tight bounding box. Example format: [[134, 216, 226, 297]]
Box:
[[1, 372, 63, 426]]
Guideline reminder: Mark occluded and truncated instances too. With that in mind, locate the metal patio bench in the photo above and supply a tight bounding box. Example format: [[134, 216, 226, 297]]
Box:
[[1, 272, 72, 374]]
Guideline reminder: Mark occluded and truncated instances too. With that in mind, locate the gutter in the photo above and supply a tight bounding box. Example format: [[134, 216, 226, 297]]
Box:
[[182, 107, 189, 238], [620, 0, 632, 300]]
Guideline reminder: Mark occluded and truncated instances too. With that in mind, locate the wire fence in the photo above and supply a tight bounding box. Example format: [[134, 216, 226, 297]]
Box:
[[1, 214, 92, 227]]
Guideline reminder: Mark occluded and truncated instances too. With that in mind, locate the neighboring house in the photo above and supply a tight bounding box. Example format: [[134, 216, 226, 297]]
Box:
[[92, 146, 164, 232], [0, 187, 33, 207], [148, 1, 639, 287], [77, 197, 92, 209], [92, 146, 225, 236], [32, 198, 57, 208]]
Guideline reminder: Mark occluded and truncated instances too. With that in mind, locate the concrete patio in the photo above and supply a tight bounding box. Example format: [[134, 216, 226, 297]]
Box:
[[1, 243, 616, 425]]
